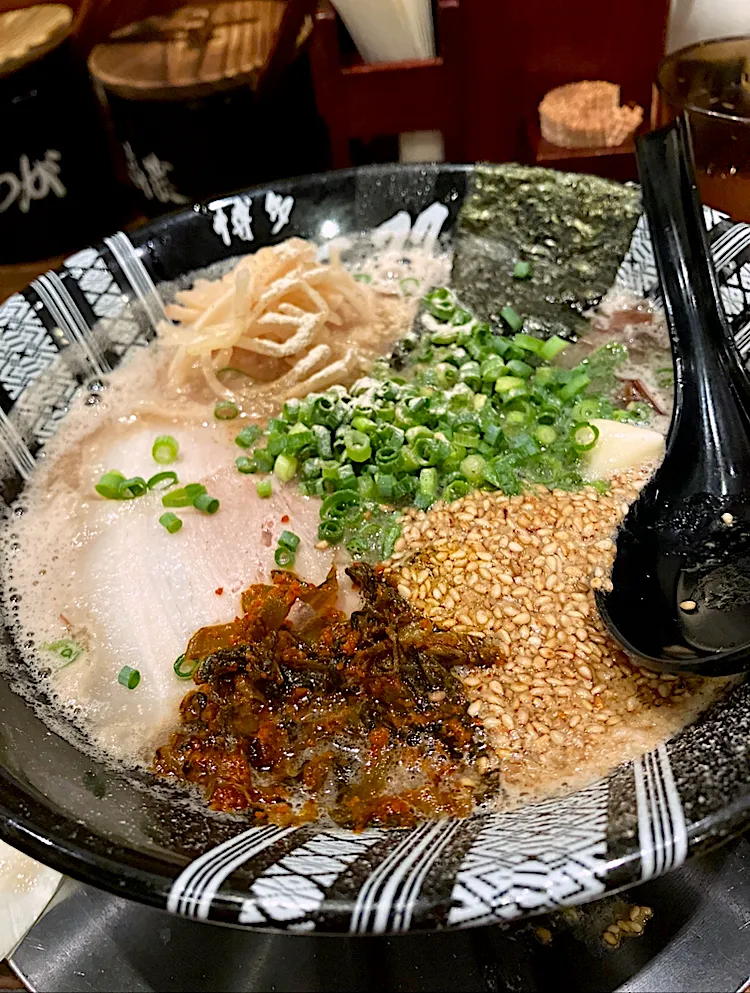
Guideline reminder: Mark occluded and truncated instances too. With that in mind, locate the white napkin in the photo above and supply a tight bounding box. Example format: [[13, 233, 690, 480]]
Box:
[[0, 840, 61, 960]]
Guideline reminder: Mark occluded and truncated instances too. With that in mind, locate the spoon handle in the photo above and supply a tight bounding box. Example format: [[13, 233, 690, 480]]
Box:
[[637, 119, 750, 484]]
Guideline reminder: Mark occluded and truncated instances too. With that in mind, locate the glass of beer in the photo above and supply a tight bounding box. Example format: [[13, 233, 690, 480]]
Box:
[[658, 36, 750, 222]]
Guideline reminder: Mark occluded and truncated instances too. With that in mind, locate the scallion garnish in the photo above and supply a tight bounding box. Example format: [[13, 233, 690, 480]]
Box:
[[513, 260, 533, 280], [256, 479, 272, 499], [147, 471, 179, 490], [217, 367, 250, 381], [118, 666, 140, 689], [500, 305, 524, 332], [119, 476, 148, 499], [45, 639, 82, 666], [274, 546, 295, 567], [400, 277, 420, 295], [95, 471, 126, 499], [235, 456, 256, 474], [353, 273, 372, 283], [235, 424, 261, 449], [539, 335, 569, 362], [159, 512, 183, 533], [173, 654, 199, 679], [152, 435, 179, 464], [162, 483, 206, 508], [278, 530, 300, 551], [274, 453, 297, 482], [214, 400, 239, 420], [572, 422, 600, 452], [193, 492, 219, 514]]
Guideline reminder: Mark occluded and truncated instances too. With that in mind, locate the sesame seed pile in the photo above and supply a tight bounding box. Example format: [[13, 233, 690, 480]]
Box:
[[386, 471, 708, 793]]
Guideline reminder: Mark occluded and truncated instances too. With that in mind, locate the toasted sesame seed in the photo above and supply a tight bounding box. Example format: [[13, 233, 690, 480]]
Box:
[[385, 472, 712, 794], [679, 599, 697, 612]]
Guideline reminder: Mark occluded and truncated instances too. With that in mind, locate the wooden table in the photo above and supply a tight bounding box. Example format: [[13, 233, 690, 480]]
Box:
[[0, 256, 68, 305]]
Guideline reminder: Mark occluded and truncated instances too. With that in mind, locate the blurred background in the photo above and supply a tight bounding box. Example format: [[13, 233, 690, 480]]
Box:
[[0, 0, 749, 291]]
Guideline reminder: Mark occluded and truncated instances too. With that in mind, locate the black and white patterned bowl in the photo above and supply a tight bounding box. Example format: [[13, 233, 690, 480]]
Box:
[[0, 164, 748, 934]]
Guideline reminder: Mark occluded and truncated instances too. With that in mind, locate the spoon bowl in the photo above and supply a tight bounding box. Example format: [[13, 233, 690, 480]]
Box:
[[596, 118, 750, 676]]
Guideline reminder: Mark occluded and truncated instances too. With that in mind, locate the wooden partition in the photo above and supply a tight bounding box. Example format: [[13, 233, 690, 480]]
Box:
[[461, 0, 671, 167]]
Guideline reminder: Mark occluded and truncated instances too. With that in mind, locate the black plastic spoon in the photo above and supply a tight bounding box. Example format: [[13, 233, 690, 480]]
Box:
[[596, 118, 750, 676]]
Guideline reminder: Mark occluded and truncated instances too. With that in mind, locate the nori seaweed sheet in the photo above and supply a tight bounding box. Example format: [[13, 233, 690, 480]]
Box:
[[451, 164, 642, 340]]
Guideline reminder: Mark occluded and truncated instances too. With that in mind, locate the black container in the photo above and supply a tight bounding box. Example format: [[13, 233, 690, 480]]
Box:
[[0, 36, 119, 264], [96, 51, 329, 216]]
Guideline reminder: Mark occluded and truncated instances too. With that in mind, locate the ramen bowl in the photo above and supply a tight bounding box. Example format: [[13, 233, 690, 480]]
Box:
[[0, 164, 748, 934]]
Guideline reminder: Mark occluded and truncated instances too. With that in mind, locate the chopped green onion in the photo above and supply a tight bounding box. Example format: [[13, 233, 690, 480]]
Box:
[[162, 483, 206, 508], [539, 335, 569, 361], [147, 471, 178, 490], [506, 359, 534, 379], [656, 366, 674, 389], [358, 474, 377, 501], [460, 454, 486, 484], [495, 376, 527, 395], [95, 470, 126, 500], [424, 287, 456, 320], [119, 476, 147, 499], [256, 479, 273, 499], [45, 639, 82, 666], [152, 435, 179, 464], [214, 400, 239, 420], [481, 355, 506, 381], [254, 448, 275, 473], [351, 416, 378, 435], [430, 326, 458, 345], [159, 511, 183, 533], [415, 467, 438, 510], [194, 493, 220, 514], [500, 306, 524, 332], [513, 260, 533, 280], [118, 666, 140, 690], [286, 427, 314, 455], [443, 478, 471, 502], [559, 373, 590, 401], [217, 367, 250, 382], [572, 422, 600, 452], [278, 530, 300, 551], [274, 453, 298, 482], [317, 519, 344, 543], [274, 546, 295, 567], [344, 429, 371, 463], [400, 277, 420, 295], [235, 424, 261, 448], [321, 489, 360, 519], [354, 273, 372, 283], [173, 654, 198, 679], [235, 456, 256, 474], [535, 425, 557, 447], [450, 307, 473, 326]]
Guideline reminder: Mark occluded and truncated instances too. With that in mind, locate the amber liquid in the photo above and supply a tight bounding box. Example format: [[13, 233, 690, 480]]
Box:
[[697, 168, 750, 223]]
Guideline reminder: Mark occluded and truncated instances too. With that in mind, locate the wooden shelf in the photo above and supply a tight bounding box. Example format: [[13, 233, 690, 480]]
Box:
[[526, 118, 649, 182], [309, 0, 463, 167]]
